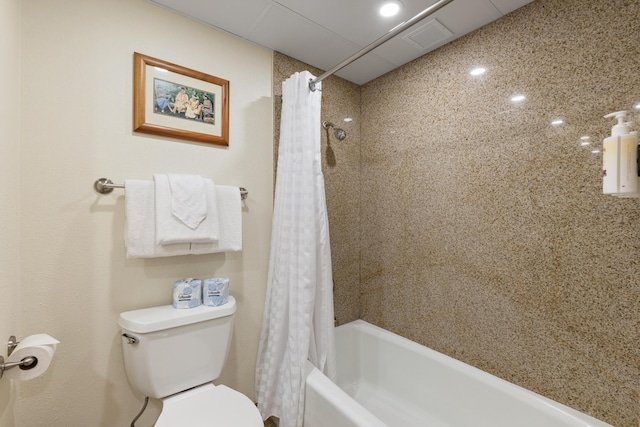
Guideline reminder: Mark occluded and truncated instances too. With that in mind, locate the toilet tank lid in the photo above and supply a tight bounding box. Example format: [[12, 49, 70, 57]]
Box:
[[119, 296, 236, 333]]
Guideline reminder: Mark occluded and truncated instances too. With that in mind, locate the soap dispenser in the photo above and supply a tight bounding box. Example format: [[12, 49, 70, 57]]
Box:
[[602, 111, 638, 196]]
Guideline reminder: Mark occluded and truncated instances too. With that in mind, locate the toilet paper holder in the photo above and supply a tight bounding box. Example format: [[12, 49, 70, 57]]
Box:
[[8, 335, 18, 356], [0, 335, 38, 380]]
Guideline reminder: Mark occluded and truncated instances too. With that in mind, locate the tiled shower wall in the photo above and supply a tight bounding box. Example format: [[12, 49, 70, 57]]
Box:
[[275, 0, 640, 425], [359, 0, 640, 426]]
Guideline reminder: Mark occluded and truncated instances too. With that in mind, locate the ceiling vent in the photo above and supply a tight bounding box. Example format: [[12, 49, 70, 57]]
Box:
[[402, 18, 454, 50]]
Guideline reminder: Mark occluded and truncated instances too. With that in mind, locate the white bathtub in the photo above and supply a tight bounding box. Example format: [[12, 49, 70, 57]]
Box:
[[303, 320, 612, 427]]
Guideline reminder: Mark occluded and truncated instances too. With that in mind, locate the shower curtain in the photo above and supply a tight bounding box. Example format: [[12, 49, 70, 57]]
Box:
[[255, 71, 336, 427]]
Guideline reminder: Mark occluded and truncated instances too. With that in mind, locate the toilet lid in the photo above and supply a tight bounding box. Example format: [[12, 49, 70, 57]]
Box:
[[155, 384, 263, 427]]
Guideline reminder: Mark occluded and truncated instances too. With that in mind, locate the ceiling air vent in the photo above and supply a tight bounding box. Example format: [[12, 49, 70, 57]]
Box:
[[402, 18, 453, 50]]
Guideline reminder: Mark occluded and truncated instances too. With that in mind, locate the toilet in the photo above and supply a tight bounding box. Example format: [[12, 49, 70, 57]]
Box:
[[118, 296, 263, 426]]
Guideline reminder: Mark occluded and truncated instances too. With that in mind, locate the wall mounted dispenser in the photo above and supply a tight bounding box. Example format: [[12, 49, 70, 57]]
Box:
[[602, 111, 639, 197]]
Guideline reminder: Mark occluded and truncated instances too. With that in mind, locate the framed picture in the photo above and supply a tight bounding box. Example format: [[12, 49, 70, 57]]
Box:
[[133, 52, 230, 146]]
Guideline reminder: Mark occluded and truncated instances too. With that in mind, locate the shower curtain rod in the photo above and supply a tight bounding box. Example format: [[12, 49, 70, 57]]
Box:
[[309, 0, 455, 91]]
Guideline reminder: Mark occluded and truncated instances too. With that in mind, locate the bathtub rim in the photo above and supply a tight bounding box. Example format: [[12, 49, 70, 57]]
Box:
[[334, 319, 612, 427], [303, 359, 388, 427]]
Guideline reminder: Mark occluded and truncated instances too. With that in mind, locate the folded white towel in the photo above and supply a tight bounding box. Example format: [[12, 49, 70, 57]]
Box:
[[190, 185, 243, 254], [168, 173, 207, 229], [124, 179, 190, 258], [154, 174, 220, 245]]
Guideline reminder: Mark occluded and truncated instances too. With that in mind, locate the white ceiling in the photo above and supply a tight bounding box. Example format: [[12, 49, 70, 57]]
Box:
[[149, 0, 533, 85]]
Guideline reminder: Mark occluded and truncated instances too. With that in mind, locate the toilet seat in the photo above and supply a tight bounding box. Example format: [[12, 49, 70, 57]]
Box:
[[155, 384, 263, 427]]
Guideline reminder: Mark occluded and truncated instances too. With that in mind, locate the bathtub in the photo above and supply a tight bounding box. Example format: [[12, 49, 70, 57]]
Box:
[[303, 320, 612, 427]]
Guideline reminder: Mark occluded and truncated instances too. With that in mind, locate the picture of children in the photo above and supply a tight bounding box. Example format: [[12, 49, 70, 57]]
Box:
[[170, 87, 188, 115], [201, 95, 214, 123], [153, 78, 215, 125], [154, 83, 170, 113], [185, 94, 202, 119]]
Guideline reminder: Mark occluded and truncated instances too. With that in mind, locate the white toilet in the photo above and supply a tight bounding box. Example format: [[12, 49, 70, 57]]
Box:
[[118, 296, 263, 426]]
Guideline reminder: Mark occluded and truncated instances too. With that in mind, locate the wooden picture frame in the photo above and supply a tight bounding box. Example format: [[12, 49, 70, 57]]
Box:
[[133, 52, 229, 146]]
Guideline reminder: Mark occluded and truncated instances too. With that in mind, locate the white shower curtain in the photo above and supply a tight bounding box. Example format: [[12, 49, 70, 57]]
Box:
[[255, 71, 336, 427]]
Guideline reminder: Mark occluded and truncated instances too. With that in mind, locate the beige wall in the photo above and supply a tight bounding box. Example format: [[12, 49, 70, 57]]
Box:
[[0, 1, 21, 426], [17, 0, 273, 425], [359, 0, 640, 426]]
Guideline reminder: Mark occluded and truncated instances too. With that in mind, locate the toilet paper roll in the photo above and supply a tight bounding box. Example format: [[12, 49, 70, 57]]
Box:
[[173, 278, 202, 309], [203, 277, 229, 307], [4, 333, 59, 381]]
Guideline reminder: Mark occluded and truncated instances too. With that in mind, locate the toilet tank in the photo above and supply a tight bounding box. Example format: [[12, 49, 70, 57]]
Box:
[[118, 297, 236, 399]]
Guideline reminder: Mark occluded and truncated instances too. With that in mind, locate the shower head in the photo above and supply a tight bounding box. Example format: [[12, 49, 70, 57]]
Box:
[[334, 127, 347, 141], [322, 121, 347, 141]]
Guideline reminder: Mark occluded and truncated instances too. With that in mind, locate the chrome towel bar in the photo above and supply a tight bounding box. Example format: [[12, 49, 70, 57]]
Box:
[[93, 178, 248, 200]]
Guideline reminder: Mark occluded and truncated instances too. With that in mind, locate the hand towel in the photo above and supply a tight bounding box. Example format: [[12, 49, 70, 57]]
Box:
[[124, 179, 190, 258], [190, 185, 242, 254], [168, 173, 207, 229], [154, 174, 220, 245]]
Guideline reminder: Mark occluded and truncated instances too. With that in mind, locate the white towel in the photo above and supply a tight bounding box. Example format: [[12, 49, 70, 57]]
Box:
[[124, 179, 191, 258], [168, 173, 207, 229], [190, 185, 243, 254], [154, 174, 220, 245]]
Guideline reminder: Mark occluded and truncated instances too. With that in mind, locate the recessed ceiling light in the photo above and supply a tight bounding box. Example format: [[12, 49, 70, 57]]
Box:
[[551, 119, 564, 126], [510, 94, 526, 103], [635, 103, 640, 110], [470, 67, 486, 76], [379, 1, 401, 17]]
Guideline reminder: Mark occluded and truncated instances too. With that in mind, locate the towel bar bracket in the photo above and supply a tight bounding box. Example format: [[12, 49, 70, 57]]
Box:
[[93, 178, 248, 200], [94, 178, 120, 194]]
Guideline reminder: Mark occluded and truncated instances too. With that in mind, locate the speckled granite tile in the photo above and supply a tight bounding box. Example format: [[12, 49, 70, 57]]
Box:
[[273, 0, 640, 425], [359, 0, 640, 426]]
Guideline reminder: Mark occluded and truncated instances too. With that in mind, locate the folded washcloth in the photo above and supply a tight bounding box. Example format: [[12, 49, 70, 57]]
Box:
[[190, 185, 242, 254], [168, 173, 207, 229], [154, 174, 220, 245], [124, 179, 190, 258]]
